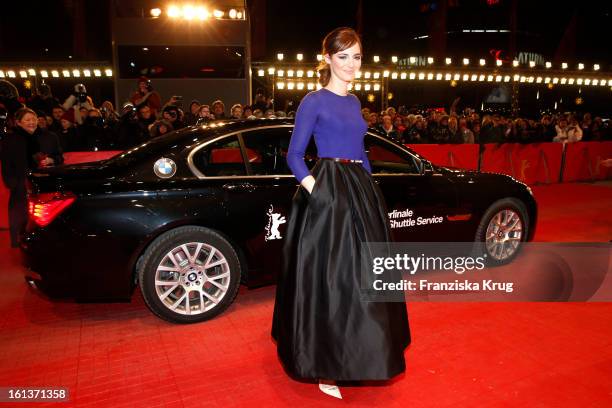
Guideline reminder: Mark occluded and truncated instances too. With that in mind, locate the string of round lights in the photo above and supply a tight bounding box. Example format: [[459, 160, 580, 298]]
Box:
[[0, 67, 113, 79]]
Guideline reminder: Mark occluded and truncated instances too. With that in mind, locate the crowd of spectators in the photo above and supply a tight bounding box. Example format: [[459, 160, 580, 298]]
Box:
[[363, 106, 611, 145], [4, 77, 612, 156], [12, 78, 282, 152]]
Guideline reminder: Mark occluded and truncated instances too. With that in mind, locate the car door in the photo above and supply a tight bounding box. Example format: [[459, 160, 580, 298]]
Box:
[[187, 126, 319, 286], [365, 134, 459, 242], [228, 125, 306, 285]]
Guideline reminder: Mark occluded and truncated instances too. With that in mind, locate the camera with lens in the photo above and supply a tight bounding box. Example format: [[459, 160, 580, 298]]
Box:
[[121, 102, 138, 122], [74, 83, 88, 103]]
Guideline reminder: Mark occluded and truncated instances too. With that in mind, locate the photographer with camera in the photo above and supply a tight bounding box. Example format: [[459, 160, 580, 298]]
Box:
[[161, 104, 185, 130], [62, 83, 94, 125], [115, 103, 147, 149], [130, 77, 162, 117]]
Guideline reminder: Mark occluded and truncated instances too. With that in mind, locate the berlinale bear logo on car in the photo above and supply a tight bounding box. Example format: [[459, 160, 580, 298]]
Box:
[[265, 205, 286, 241]]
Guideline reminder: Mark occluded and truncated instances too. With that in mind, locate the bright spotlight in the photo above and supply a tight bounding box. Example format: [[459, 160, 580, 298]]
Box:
[[182, 5, 195, 20], [168, 6, 181, 18], [196, 7, 209, 20]]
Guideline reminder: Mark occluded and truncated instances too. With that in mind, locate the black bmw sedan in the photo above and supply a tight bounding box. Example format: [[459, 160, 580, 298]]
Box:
[[22, 118, 537, 323]]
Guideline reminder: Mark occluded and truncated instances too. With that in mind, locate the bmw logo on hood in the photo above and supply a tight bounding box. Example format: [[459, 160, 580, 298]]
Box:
[[153, 157, 177, 179]]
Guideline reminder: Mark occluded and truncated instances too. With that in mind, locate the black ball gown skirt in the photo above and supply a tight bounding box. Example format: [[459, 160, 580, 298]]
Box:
[[272, 158, 411, 381]]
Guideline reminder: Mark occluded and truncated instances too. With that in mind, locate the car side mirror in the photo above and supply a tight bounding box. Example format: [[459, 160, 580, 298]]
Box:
[[420, 159, 434, 176]]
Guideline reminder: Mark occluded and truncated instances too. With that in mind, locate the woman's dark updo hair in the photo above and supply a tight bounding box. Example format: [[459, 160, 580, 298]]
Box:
[[316, 27, 362, 87]]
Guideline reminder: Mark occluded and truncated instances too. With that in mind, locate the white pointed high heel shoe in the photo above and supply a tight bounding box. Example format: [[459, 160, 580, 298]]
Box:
[[319, 381, 342, 399]]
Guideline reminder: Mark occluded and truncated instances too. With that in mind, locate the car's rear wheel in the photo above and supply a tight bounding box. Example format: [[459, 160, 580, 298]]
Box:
[[138, 226, 241, 323], [475, 198, 529, 266]]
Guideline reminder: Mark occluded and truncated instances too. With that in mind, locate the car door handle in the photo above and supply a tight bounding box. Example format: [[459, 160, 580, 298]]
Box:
[[222, 182, 256, 193]]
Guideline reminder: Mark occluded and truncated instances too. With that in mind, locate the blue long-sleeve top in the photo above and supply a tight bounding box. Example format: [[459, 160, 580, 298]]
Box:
[[287, 88, 371, 182]]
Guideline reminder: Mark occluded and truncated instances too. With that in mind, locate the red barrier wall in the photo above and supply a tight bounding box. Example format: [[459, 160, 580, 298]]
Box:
[[481, 143, 564, 184], [63, 151, 123, 165], [407, 144, 480, 170], [563, 142, 612, 182], [0, 167, 8, 229], [480, 143, 512, 175]]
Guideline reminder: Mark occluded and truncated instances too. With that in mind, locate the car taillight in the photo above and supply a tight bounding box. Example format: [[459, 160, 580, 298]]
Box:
[[28, 192, 76, 227]]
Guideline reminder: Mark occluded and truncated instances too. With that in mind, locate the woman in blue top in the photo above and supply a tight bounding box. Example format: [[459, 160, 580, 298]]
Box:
[[271, 27, 411, 399]]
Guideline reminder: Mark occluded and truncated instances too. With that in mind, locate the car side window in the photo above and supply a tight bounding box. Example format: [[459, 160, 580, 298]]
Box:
[[364, 134, 419, 174], [191, 135, 246, 177], [241, 128, 293, 175]]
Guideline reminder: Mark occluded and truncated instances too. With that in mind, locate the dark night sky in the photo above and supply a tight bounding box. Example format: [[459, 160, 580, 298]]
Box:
[[0, 0, 610, 65], [263, 0, 611, 65]]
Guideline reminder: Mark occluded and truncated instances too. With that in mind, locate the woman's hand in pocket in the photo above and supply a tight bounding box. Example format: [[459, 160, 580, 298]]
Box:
[[300, 175, 316, 194]]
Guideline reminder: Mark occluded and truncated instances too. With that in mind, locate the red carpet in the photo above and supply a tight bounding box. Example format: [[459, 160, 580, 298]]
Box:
[[0, 182, 611, 407], [531, 182, 612, 242]]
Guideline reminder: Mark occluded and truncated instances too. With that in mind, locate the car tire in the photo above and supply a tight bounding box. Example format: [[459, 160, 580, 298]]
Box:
[[474, 198, 529, 266], [138, 226, 241, 323]]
